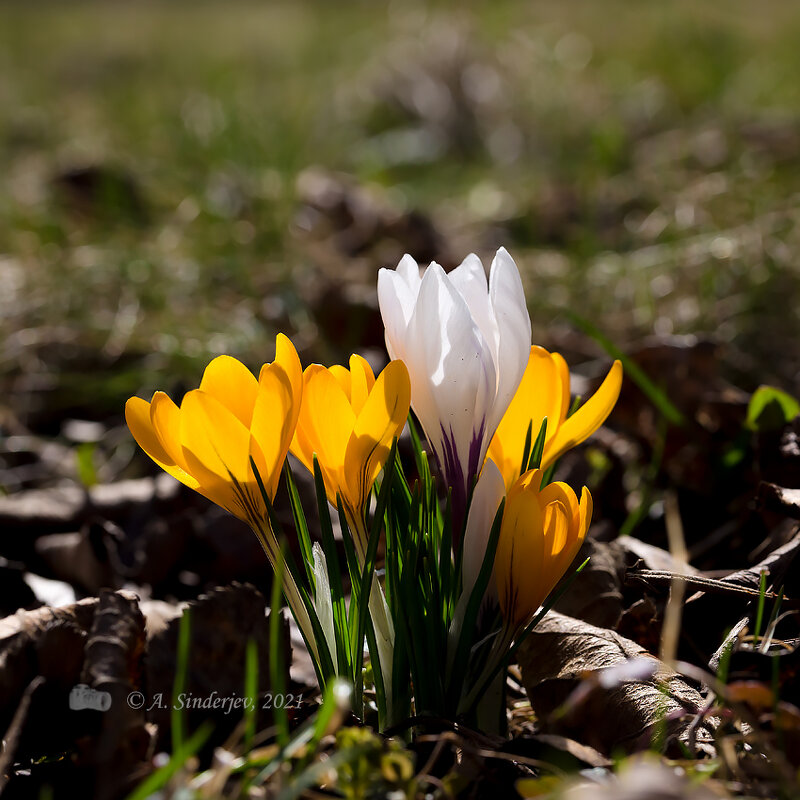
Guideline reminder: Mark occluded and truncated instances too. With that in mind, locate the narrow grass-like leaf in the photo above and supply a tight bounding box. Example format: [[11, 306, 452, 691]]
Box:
[[519, 419, 534, 478], [270, 546, 290, 749], [273, 744, 373, 800], [526, 416, 548, 472], [407, 413, 425, 478], [352, 440, 397, 726], [244, 637, 258, 753], [125, 723, 212, 800], [446, 498, 505, 711], [171, 607, 191, 755], [284, 461, 316, 588], [250, 457, 336, 683], [753, 569, 768, 647], [311, 458, 352, 677]]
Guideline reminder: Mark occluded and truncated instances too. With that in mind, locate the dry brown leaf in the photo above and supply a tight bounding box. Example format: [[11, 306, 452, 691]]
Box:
[[518, 611, 715, 756]]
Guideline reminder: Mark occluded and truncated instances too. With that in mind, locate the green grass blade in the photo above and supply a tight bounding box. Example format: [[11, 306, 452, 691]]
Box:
[[244, 637, 258, 753], [125, 723, 212, 800], [446, 498, 505, 711], [284, 461, 316, 588], [171, 607, 191, 755], [270, 546, 290, 749], [526, 416, 548, 472]]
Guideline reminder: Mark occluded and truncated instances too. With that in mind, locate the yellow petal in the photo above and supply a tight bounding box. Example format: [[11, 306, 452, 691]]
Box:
[[496, 476, 545, 628], [542, 361, 622, 467], [251, 362, 296, 500], [488, 346, 565, 490], [199, 355, 259, 428], [348, 354, 375, 415], [538, 482, 579, 559], [578, 486, 593, 540], [126, 396, 173, 467], [343, 359, 410, 510], [126, 396, 201, 492], [179, 389, 256, 519], [328, 365, 351, 400], [543, 360, 622, 468], [541, 498, 571, 572], [263, 334, 303, 407], [550, 485, 591, 588], [292, 365, 356, 499], [550, 351, 571, 426]]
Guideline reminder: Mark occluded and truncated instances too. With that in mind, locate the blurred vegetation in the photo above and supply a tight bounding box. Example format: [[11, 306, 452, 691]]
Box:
[[2, 0, 800, 428]]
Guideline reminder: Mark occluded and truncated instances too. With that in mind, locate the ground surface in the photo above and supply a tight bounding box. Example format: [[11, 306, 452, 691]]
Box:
[[1, 2, 800, 798]]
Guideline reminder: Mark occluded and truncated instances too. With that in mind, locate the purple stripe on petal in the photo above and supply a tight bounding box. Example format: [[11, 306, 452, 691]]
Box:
[[438, 419, 487, 545]]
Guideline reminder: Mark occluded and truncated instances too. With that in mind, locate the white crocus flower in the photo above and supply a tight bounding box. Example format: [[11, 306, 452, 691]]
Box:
[[377, 247, 531, 533]]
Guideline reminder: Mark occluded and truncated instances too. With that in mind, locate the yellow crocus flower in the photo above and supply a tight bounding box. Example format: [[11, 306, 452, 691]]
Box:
[[495, 468, 592, 630], [125, 333, 302, 523], [291, 354, 411, 548], [124, 334, 320, 660], [487, 346, 623, 490], [292, 354, 410, 706]]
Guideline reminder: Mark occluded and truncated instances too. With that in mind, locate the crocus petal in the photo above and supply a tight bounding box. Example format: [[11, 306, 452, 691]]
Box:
[[328, 365, 352, 399], [495, 474, 545, 628], [179, 389, 255, 517], [292, 366, 356, 500], [487, 346, 566, 490], [538, 481, 580, 555], [378, 249, 531, 533], [447, 253, 498, 361], [125, 396, 174, 468], [378, 256, 420, 360], [150, 392, 199, 477], [462, 458, 506, 599], [492, 467, 591, 631], [250, 364, 296, 500], [125, 396, 201, 491], [408, 263, 496, 504], [486, 247, 532, 436], [344, 359, 410, 510], [199, 355, 259, 428], [347, 354, 375, 416], [543, 360, 623, 468], [551, 351, 572, 425]]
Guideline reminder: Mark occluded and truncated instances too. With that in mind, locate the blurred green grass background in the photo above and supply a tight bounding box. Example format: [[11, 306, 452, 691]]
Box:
[[2, 0, 800, 430]]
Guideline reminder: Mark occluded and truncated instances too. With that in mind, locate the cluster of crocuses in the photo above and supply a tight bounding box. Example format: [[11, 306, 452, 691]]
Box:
[[126, 248, 621, 730]]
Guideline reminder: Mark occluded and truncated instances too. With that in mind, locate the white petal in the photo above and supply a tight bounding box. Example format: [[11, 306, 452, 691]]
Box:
[[447, 253, 500, 367], [408, 264, 496, 488], [378, 268, 414, 361], [486, 247, 531, 435], [396, 253, 422, 290], [462, 459, 506, 598]]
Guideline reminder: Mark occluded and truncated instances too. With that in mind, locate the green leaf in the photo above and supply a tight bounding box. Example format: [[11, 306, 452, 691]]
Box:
[[446, 498, 505, 712], [171, 607, 191, 755], [312, 458, 352, 677], [284, 461, 316, 588], [249, 457, 336, 685], [746, 385, 800, 431], [526, 416, 548, 472], [243, 637, 258, 753], [270, 546, 290, 749]]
